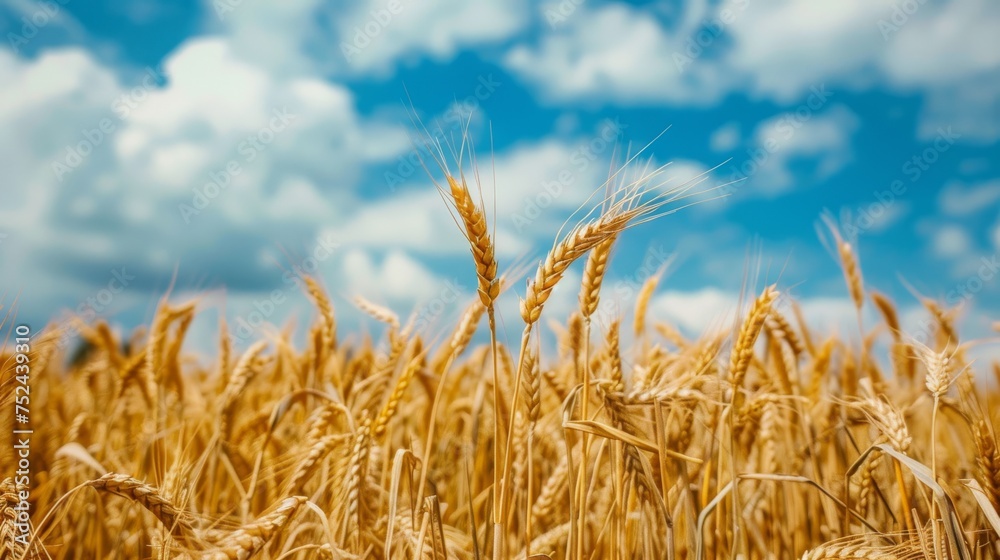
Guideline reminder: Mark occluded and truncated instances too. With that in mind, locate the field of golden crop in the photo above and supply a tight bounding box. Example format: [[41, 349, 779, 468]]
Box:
[[2, 161, 999, 559]]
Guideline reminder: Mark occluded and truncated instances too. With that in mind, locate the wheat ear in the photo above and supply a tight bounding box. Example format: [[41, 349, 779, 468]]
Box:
[[973, 419, 1000, 512], [447, 174, 499, 309], [730, 286, 778, 411], [207, 496, 306, 560], [579, 236, 615, 318], [86, 473, 197, 542]]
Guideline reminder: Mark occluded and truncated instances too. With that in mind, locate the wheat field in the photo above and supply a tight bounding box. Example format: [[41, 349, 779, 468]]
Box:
[[2, 157, 1000, 559]]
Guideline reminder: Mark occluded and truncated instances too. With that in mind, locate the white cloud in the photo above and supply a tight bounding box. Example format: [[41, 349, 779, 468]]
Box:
[[504, 1, 877, 105], [489, 138, 605, 215], [916, 67, 1000, 144], [337, 0, 528, 74], [131, 38, 272, 136], [321, 189, 470, 256], [504, 3, 733, 105], [205, 0, 336, 76], [0, 38, 416, 328], [553, 112, 580, 136], [338, 249, 442, 302], [663, 159, 713, 187], [930, 225, 973, 259], [208, 0, 529, 77], [727, 1, 885, 100], [0, 49, 115, 119], [939, 179, 1000, 217], [879, 0, 1000, 88], [858, 201, 909, 234], [0, 48, 120, 205], [747, 104, 859, 195], [267, 177, 337, 222], [147, 142, 211, 188], [648, 286, 867, 342], [503, 0, 1000, 140], [709, 122, 740, 152], [886, 0, 1000, 142], [116, 39, 410, 199], [650, 287, 735, 334]]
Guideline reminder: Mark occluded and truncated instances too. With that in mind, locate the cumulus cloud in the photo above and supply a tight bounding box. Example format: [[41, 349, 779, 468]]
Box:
[[504, 0, 1000, 140], [743, 104, 859, 195], [336, 0, 528, 74], [504, 3, 733, 105], [338, 248, 447, 303], [208, 0, 529, 76], [0, 38, 415, 326], [879, 0, 1000, 88]]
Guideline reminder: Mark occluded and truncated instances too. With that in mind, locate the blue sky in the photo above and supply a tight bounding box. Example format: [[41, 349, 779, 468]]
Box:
[[2, 0, 999, 359]]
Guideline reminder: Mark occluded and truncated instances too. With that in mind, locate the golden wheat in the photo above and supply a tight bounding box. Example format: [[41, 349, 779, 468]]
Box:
[[3, 140, 1000, 560]]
